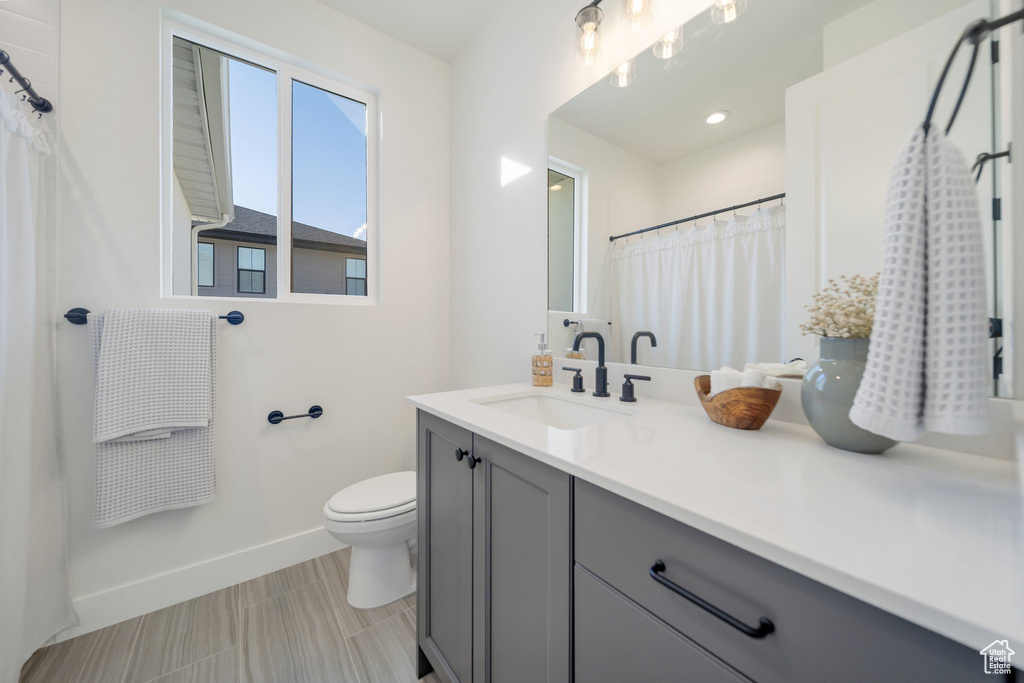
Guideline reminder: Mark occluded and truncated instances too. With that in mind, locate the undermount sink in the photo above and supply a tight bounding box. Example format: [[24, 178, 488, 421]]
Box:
[[474, 391, 633, 430]]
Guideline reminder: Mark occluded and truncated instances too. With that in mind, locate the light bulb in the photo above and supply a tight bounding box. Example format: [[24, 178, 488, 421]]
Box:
[[711, 0, 747, 24], [705, 110, 728, 124], [652, 27, 682, 59], [623, 0, 652, 32], [609, 60, 636, 88], [550, 184, 563, 191], [575, 5, 604, 65]]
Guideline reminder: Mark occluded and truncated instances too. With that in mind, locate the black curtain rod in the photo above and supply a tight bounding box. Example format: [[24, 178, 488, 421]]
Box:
[[0, 48, 54, 116], [608, 193, 785, 243]]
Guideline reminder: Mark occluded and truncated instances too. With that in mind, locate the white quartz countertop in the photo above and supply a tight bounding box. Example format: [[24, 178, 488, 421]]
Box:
[[408, 383, 1024, 652]]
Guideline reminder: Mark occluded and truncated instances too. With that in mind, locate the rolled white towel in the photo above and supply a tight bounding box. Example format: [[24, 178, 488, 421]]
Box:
[[761, 376, 780, 391], [740, 368, 767, 388], [710, 368, 742, 396], [744, 360, 809, 377]]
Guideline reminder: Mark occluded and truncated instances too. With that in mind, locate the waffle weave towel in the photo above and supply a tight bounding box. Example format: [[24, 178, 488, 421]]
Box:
[[849, 129, 989, 441], [89, 308, 217, 527]]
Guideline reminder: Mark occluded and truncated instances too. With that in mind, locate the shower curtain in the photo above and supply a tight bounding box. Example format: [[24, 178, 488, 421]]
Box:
[[610, 206, 785, 371], [0, 91, 78, 681]]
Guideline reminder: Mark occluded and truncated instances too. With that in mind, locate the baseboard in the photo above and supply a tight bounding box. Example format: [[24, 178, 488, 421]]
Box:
[[57, 527, 346, 642]]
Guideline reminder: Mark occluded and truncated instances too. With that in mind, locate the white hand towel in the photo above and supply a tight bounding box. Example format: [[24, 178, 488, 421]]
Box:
[[762, 376, 780, 391], [849, 129, 989, 441], [740, 368, 767, 388], [710, 368, 742, 396], [89, 308, 218, 527], [744, 360, 808, 377]]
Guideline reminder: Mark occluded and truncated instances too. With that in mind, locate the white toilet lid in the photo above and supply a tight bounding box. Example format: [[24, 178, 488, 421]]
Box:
[[327, 471, 416, 515]]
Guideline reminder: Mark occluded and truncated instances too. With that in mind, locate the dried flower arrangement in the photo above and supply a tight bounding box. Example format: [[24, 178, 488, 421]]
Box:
[[800, 273, 879, 338]]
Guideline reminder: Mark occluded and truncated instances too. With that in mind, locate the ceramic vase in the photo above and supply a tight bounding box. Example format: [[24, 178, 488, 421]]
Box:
[[801, 337, 897, 455]]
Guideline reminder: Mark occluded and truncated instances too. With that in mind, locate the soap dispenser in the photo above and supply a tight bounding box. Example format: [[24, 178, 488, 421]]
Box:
[[532, 333, 553, 387]]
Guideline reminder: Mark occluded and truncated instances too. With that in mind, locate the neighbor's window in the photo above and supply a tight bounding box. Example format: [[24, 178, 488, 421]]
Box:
[[345, 258, 367, 296], [237, 247, 266, 294], [197, 242, 214, 287], [165, 30, 377, 302]]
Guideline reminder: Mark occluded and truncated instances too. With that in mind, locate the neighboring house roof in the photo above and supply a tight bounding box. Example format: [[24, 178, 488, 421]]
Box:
[[172, 37, 233, 224], [196, 205, 368, 255]]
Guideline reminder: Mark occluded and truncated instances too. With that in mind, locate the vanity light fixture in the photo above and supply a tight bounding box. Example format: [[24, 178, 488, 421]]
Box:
[[576, 1, 604, 66], [623, 0, 652, 32], [609, 59, 636, 88], [711, 0, 747, 24], [705, 110, 729, 124], [652, 27, 682, 59]]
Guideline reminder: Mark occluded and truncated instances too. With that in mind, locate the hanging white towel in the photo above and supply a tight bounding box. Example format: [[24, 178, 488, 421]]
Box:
[[89, 308, 218, 527], [849, 129, 989, 441]]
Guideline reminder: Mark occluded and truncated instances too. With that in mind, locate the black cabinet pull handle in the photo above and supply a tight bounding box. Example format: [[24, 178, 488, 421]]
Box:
[[455, 448, 468, 462], [649, 560, 775, 639], [466, 454, 480, 469]]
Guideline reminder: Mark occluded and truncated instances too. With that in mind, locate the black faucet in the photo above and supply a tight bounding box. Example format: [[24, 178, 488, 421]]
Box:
[[572, 332, 610, 397], [631, 331, 657, 364]]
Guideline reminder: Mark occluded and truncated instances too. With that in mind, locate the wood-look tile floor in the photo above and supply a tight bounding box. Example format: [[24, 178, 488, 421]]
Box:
[[20, 547, 441, 683]]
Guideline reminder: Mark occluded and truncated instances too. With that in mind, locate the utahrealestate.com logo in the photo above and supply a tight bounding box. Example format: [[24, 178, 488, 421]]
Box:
[[979, 640, 1015, 675]]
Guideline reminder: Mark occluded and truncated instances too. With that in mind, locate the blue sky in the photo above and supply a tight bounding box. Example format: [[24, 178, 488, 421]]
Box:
[[227, 59, 368, 239]]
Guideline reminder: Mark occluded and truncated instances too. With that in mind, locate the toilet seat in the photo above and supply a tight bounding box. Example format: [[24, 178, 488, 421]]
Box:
[[325, 471, 416, 522]]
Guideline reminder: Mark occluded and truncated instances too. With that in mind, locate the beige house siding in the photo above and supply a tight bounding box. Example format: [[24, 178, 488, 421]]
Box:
[[197, 236, 366, 298], [197, 237, 279, 298]]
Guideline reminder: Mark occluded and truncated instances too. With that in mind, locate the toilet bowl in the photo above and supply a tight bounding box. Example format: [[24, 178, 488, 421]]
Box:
[[323, 471, 417, 609]]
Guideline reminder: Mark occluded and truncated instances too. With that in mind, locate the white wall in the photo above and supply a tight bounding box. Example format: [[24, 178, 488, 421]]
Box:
[[56, 0, 450, 635], [450, 0, 711, 388], [656, 122, 786, 223], [823, 0, 973, 69]]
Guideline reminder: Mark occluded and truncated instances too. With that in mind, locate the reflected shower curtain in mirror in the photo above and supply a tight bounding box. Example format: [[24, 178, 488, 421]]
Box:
[[0, 91, 78, 682], [610, 206, 785, 371]]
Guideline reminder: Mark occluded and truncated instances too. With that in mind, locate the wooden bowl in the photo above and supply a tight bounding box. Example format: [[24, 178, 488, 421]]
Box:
[[693, 375, 782, 430]]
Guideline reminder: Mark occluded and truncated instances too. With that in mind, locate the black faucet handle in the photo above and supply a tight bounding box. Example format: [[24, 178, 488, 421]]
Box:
[[620, 374, 650, 403], [563, 367, 585, 393]]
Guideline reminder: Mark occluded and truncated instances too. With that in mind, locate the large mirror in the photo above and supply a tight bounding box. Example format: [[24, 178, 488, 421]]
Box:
[[547, 0, 1013, 395]]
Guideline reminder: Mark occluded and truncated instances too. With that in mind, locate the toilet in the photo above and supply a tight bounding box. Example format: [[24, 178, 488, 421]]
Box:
[[322, 471, 417, 609]]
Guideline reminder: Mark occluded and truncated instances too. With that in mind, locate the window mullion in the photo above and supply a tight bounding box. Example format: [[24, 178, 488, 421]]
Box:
[[277, 68, 294, 300]]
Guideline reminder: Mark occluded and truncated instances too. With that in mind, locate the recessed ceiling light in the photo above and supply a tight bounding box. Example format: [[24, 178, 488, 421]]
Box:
[[705, 111, 729, 125], [550, 184, 563, 191]]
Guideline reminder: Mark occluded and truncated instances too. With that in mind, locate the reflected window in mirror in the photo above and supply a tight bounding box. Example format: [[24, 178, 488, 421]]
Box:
[[548, 162, 585, 312]]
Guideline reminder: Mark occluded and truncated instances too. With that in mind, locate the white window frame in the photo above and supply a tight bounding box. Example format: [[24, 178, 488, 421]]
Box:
[[159, 13, 381, 306], [547, 157, 588, 314]]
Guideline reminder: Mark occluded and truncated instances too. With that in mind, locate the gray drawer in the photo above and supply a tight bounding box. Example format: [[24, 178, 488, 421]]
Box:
[[575, 565, 749, 683], [574, 479, 989, 683]]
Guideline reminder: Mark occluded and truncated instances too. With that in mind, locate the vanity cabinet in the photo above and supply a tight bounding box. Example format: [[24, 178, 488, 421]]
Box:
[[574, 480, 993, 683], [417, 412, 1006, 683], [416, 412, 571, 683]]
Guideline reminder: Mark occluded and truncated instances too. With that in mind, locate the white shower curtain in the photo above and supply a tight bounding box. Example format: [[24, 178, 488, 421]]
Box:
[[0, 91, 78, 681], [610, 206, 785, 371]]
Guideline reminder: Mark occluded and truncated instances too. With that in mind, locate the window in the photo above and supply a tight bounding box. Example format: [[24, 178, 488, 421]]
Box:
[[197, 242, 214, 287], [346, 258, 367, 296], [164, 23, 378, 304], [547, 161, 585, 312], [238, 247, 266, 294]]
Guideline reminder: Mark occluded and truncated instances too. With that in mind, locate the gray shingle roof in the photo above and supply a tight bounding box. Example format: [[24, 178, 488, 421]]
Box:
[[196, 205, 367, 254]]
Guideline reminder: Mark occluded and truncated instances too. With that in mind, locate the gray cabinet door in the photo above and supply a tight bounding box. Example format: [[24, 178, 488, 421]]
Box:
[[472, 436, 571, 683], [418, 412, 474, 683]]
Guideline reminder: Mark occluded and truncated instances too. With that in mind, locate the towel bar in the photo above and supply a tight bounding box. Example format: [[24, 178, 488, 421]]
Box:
[[64, 308, 245, 325], [268, 405, 324, 425]]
